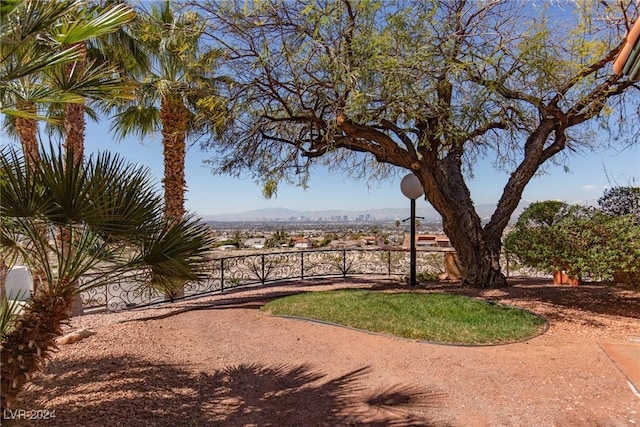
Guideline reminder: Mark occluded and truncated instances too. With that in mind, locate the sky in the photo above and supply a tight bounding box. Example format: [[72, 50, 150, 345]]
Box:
[[1, 117, 638, 218], [2, 2, 638, 218], [73, 119, 640, 217]]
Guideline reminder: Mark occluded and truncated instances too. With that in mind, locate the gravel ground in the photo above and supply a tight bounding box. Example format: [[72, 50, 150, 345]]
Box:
[[11, 275, 640, 426]]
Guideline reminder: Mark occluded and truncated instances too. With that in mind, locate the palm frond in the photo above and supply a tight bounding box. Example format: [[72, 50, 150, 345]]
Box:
[[132, 215, 214, 290], [45, 59, 135, 102], [51, 3, 135, 45], [1, 0, 135, 117], [0, 148, 48, 218], [0, 0, 78, 46], [0, 293, 26, 340], [109, 104, 161, 141]]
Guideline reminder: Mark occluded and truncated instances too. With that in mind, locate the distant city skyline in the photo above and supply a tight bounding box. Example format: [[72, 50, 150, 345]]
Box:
[[2, 119, 638, 217]]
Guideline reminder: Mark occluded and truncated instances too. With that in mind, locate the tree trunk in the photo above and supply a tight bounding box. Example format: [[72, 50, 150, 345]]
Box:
[[160, 95, 188, 221], [64, 102, 85, 163], [160, 95, 188, 300], [0, 285, 75, 411], [14, 101, 40, 169], [60, 43, 87, 314], [440, 204, 507, 288], [64, 42, 86, 164], [415, 153, 508, 288], [409, 121, 559, 288], [0, 259, 7, 304]]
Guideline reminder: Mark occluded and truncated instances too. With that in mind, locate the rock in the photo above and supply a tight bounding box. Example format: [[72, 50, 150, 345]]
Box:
[[57, 328, 96, 345]]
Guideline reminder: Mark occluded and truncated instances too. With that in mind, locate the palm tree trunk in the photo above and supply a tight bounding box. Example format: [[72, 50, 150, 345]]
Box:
[[15, 101, 40, 169], [64, 42, 87, 164], [61, 43, 87, 314], [160, 95, 188, 221], [64, 102, 85, 163], [0, 284, 75, 411], [160, 95, 188, 300], [0, 260, 7, 305]]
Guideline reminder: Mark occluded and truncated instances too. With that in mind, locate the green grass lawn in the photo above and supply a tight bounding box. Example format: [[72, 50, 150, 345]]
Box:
[[262, 289, 546, 345]]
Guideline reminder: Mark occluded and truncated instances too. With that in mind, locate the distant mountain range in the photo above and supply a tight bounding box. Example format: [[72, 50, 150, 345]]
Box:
[[201, 202, 531, 223]]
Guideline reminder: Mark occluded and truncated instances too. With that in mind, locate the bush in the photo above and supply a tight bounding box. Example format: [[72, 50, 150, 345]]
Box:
[[504, 201, 578, 274], [505, 199, 640, 282], [597, 186, 640, 219]]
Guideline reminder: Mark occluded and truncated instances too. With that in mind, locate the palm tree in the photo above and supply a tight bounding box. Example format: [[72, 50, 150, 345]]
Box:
[[0, 0, 136, 305], [110, 1, 229, 221], [1, 3, 213, 407], [58, 1, 151, 163], [0, 145, 214, 410], [1, 0, 139, 163], [0, 0, 136, 118]]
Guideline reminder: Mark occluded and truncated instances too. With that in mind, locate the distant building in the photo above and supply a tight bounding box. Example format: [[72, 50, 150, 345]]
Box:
[[402, 234, 451, 250], [359, 235, 378, 246], [291, 237, 313, 249], [218, 245, 236, 251], [329, 239, 362, 249], [243, 238, 266, 249]]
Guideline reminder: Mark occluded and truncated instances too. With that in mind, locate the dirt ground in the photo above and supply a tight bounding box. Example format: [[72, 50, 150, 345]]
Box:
[[13, 276, 640, 426]]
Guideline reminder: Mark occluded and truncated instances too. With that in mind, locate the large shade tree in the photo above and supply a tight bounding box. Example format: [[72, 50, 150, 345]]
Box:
[[194, 0, 640, 287]]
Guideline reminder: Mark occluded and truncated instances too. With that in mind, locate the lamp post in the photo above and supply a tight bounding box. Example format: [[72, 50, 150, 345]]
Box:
[[400, 173, 424, 287]]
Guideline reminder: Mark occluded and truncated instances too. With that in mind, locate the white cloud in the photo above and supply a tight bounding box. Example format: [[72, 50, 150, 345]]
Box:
[[581, 184, 596, 192]]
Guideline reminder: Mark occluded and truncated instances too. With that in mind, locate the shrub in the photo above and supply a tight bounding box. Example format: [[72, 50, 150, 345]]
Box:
[[504, 201, 577, 274], [505, 199, 640, 282], [597, 186, 640, 219]]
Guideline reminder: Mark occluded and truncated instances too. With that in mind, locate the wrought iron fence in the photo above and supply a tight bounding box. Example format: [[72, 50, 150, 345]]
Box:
[[79, 248, 450, 313]]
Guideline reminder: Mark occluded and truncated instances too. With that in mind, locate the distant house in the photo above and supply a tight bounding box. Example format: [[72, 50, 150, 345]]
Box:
[[435, 236, 451, 247], [359, 235, 377, 246], [243, 238, 267, 249], [291, 237, 312, 249], [402, 234, 452, 250]]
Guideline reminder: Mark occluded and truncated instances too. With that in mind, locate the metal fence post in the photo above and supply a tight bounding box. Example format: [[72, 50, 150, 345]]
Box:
[[220, 258, 224, 292], [342, 249, 347, 277], [300, 251, 304, 280]]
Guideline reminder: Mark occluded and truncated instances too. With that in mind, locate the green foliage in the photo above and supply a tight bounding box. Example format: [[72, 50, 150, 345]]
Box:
[[0, 293, 25, 340], [597, 186, 640, 219], [109, 1, 229, 142], [263, 290, 546, 345], [0, 0, 135, 118], [198, 0, 638, 186], [416, 271, 440, 282], [0, 145, 214, 297], [504, 201, 575, 273], [505, 198, 640, 281], [265, 228, 290, 248]]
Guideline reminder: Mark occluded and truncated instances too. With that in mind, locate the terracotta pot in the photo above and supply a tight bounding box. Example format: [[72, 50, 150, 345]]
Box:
[[553, 270, 567, 285], [553, 270, 580, 286], [567, 276, 580, 286]]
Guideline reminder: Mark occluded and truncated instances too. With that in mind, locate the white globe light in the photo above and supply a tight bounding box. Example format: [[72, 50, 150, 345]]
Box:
[[400, 174, 424, 199]]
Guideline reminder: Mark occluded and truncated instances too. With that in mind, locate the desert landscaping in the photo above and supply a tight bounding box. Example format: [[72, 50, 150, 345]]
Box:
[[13, 276, 640, 426]]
